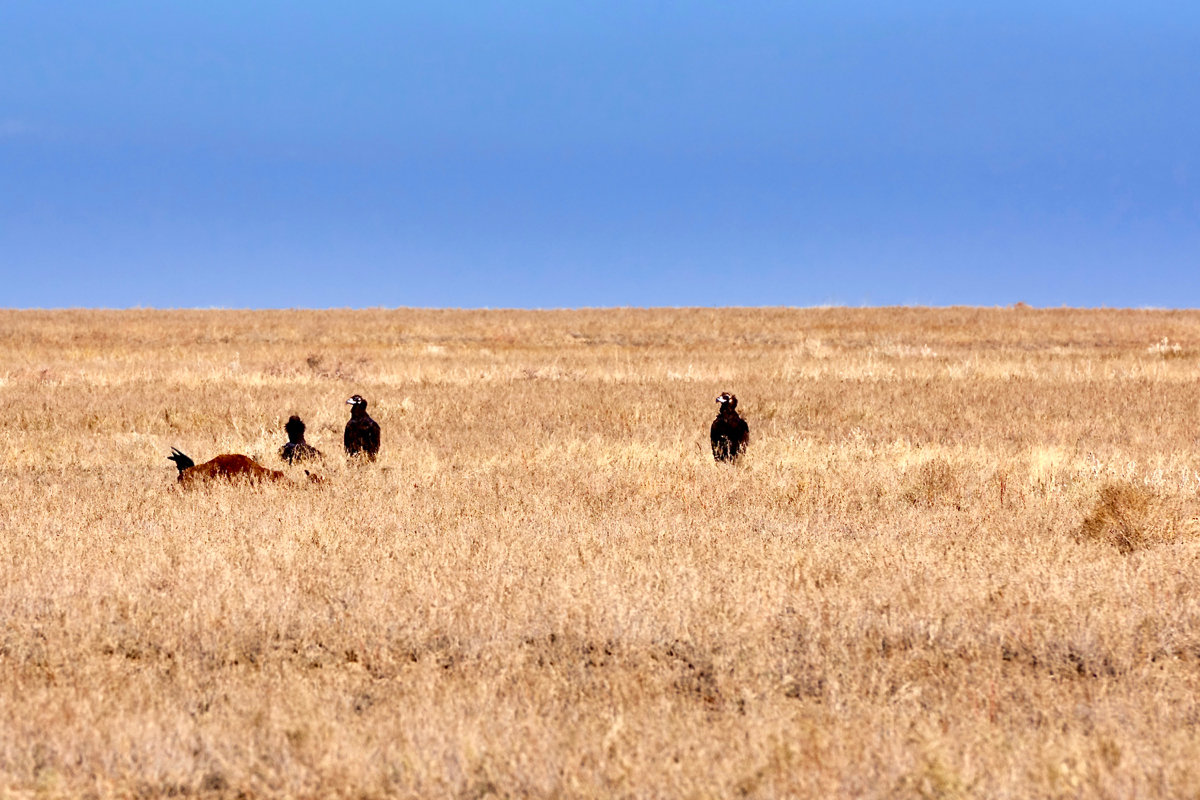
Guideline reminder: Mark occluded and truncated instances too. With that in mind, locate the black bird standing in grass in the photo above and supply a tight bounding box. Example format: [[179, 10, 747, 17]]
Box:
[[344, 394, 381, 461], [279, 415, 323, 465], [710, 392, 749, 463]]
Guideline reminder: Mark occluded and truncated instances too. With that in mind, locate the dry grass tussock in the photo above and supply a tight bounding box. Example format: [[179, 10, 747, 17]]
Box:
[[1077, 481, 1200, 554], [3, 307, 1200, 798]]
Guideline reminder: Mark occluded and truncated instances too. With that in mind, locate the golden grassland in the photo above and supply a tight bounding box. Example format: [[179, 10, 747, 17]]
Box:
[[3, 307, 1200, 798]]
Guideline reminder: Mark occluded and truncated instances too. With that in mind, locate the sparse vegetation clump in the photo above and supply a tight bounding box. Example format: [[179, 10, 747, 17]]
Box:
[[1078, 481, 1195, 553], [1147, 336, 1186, 358], [903, 457, 961, 507], [3, 307, 1200, 798]]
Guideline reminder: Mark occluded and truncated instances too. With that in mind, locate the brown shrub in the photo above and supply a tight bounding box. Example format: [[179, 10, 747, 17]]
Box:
[[1078, 482, 1187, 553], [903, 458, 960, 508]]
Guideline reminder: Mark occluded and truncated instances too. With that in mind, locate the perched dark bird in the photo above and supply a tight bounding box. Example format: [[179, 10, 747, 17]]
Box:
[[344, 394, 381, 461], [168, 447, 289, 488], [279, 415, 323, 465], [710, 392, 749, 463]]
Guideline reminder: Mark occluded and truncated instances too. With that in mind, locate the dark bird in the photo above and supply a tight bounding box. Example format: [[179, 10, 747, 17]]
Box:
[[168, 447, 289, 488], [344, 394, 381, 461], [279, 415, 323, 465], [710, 392, 749, 463]]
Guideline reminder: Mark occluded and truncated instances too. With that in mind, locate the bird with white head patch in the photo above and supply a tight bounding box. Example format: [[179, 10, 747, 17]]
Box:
[[344, 394, 381, 461], [710, 391, 749, 463]]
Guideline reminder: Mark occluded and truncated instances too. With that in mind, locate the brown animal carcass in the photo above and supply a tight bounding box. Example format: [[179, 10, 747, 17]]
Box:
[[168, 447, 289, 488]]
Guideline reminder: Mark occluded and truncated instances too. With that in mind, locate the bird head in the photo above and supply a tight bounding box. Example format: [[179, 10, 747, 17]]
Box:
[[285, 415, 306, 442], [715, 392, 738, 411], [346, 395, 367, 409]]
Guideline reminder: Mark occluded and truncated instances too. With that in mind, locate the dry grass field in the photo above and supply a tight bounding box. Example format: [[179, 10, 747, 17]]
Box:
[[3, 306, 1200, 799]]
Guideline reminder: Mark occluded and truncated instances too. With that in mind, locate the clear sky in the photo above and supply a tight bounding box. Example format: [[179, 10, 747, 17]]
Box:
[[3, 2, 1199, 308]]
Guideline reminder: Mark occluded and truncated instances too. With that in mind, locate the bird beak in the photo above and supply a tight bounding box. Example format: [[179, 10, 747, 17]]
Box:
[[346, 398, 355, 405], [715, 396, 725, 404]]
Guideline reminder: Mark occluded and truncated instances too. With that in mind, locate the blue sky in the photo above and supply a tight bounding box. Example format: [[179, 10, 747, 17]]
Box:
[[2, 2, 1199, 308]]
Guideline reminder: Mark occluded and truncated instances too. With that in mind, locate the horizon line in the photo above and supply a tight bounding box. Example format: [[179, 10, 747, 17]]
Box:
[[0, 303, 1193, 313]]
